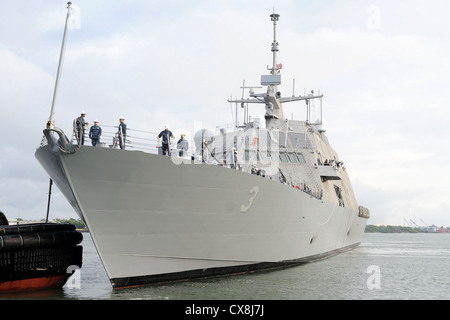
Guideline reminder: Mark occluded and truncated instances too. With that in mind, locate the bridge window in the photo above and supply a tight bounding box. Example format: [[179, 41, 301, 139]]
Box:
[[287, 152, 298, 163], [269, 151, 279, 162], [279, 152, 289, 163], [258, 151, 269, 162], [296, 153, 306, 163]]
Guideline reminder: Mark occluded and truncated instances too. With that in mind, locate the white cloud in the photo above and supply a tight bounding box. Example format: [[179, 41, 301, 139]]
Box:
[[0, 47, 60, 220]]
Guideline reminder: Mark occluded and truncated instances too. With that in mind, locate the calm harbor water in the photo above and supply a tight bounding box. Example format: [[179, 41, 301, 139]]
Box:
[[2, 232, 450, 300]]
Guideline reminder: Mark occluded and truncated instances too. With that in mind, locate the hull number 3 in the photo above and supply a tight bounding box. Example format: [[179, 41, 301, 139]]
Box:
[[240, 186, 259, 213]]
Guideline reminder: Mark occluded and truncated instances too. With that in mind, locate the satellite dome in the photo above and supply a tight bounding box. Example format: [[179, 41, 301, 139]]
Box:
[[194, 129, 214, 149]]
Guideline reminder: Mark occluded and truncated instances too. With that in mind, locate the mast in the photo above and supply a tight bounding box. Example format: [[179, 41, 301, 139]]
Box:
[[227, 12, 324, 124], [270, 13, 280, 76], [264, 12, 283, 120], [47, 2, 73, 129]]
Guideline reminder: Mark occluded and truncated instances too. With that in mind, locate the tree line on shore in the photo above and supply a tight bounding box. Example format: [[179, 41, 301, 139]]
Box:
[[365, 225, 424, 233], [54, 218, 87, 230]]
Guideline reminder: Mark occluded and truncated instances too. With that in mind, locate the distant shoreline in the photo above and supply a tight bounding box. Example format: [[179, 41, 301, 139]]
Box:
[[365, 225, 449, 233]]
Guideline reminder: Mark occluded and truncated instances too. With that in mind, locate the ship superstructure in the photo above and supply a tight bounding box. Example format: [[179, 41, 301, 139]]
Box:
[[194, 13, 363, 218]]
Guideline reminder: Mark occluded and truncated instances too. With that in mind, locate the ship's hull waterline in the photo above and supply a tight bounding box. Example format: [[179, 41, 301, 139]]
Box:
[[35, 144, 367, 288]]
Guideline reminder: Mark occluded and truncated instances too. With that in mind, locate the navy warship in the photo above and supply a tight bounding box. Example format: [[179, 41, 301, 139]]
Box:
[[35, 4, 369, 288]]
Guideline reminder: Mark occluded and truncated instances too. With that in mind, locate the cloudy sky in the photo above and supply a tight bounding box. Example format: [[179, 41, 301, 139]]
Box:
[[1, 0, 449, 226]]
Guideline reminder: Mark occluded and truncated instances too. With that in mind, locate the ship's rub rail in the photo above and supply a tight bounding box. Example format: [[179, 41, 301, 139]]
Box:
[[358, 206, 370, 219]]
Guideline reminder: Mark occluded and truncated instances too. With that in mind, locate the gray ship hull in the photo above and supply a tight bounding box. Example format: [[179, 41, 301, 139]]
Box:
[[35, 144, 367, 288]]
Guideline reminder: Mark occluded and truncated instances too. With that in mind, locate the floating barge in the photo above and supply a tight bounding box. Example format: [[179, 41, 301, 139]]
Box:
[[0, 217, 83, 292]]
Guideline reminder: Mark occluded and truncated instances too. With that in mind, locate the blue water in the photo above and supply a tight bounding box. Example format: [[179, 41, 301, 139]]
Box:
[[2, 232, 450, 300]]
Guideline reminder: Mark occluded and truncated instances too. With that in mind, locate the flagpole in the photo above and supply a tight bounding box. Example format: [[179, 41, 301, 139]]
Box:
[[47, 2, 73, 129]]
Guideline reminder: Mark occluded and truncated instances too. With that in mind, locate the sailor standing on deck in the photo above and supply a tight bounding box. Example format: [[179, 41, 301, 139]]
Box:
[[158, 124, 174, 156], [89, 120, 102, 146], [118, 116, 127, 149], [177, 133, 189, 157], [231, 147, 239, 170], [75, 111, 88, 145]]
